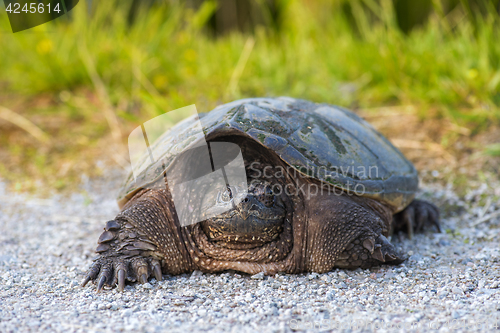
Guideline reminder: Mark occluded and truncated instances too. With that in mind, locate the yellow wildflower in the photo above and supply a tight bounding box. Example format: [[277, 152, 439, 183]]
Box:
[[36, 39, 53, 54]]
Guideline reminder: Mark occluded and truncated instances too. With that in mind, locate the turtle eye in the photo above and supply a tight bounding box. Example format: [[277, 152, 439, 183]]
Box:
[[266, 187, 273, 196], [219, 186, 233, 203], [257, 186, 274, 207]]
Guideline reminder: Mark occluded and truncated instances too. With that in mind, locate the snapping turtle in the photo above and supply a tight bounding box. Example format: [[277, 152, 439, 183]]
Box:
[[82, 97, 440, 292]]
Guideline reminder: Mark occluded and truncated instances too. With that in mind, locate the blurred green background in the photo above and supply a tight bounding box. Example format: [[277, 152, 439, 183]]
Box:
[[0, 0, 499, 192]]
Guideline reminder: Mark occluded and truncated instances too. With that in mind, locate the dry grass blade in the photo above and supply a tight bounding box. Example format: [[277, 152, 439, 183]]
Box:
[[226, 37, 255, 99], [132, 57, 161, 98], [0, 106, 51, 144], [359, 105, 417, 117], [111, 150, 131, 171], [479, 197, 492, 219], [78, 41, 122, 143], [472, 210, 500, 226], [390, 138, 456, 164]]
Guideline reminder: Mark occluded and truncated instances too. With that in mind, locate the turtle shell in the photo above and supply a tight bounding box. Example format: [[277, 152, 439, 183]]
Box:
[[118, 97, 418, 212]]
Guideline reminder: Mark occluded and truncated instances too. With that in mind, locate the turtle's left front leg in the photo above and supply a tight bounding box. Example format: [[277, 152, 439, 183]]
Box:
[[81, 189, 193, 292]]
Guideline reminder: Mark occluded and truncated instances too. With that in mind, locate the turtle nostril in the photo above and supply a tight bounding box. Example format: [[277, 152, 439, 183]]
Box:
[[243, 198, 249, 203]]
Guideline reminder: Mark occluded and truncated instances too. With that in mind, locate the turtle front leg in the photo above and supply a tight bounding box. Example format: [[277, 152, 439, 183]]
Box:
[[392, 199, 441, 238], [81, 189, 193, 292], [81, 218, 164, 292], [304, 192, 405, 272], [334, 234, 405, 269]]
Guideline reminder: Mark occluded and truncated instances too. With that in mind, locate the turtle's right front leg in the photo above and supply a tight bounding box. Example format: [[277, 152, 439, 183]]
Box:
[[81, 189, 193, 292]]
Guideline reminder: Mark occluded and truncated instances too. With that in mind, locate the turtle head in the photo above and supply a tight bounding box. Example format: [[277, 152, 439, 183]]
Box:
[[201, 180, 286, 246]]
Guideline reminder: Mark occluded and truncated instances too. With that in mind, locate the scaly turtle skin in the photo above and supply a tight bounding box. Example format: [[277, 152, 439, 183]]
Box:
[[82, 97, 440, 292]]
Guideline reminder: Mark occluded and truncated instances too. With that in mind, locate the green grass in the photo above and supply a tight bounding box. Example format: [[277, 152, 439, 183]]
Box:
[[485, 143, 500, 155], [1, 0, 499, 122], [0, 0, 499, 190]]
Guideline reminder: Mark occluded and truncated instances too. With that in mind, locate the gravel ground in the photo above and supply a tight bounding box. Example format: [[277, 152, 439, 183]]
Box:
[[0, 172, 499, 333]]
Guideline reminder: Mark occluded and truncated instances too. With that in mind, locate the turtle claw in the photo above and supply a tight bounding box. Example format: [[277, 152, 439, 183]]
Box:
[[82, 257, 162, 292], [117, 269, 126, 292], [153, 260, 162, 282], [81, 261, 100, 287], [372, 245, 385, 262], [425, 203, 441, 233], [385, 253, 397, 261], [373, 235, 405, 264], [132, 258, 150, 284], [97, 275, 106, 293], [81, 275, 92, 288], [362, 238, 375, 253], [402, 206, 415, 239], [96, 263, 113, 292]]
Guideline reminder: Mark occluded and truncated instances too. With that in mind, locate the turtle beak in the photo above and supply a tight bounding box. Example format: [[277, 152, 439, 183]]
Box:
[[237, 196, 258, 220], [239, 209, 250, 220]]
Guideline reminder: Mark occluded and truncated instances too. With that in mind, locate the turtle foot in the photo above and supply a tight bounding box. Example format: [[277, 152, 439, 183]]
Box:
[[393, 199, 441, 238], [81, 219, 162, 292], [334, 234, 405, 269], [82, 256, 162, 292]]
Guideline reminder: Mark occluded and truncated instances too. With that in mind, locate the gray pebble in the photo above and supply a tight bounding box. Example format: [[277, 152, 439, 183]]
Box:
[[251, 272, 264, 280]]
